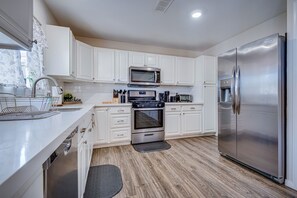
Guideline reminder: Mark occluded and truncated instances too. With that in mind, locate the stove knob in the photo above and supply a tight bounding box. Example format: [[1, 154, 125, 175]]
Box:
[[137, 104, 141, 108]]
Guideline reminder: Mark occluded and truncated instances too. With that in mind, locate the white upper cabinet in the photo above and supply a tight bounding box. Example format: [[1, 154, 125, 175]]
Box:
[[115, 50, 129, 83], [76, 41, 93, 80], [145, 53, 159, 67], [129, 51, 145, 67], [0, 0, 33, 50], [159, 55, 175, 85], [45, 25, 76, 77], [196, 55, 217, 85], [176, 57, 195, 86], [94, 48, 115, 82]]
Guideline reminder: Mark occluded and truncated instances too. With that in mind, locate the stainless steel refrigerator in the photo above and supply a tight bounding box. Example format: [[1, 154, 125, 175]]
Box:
[[218, 34, 285, 183]]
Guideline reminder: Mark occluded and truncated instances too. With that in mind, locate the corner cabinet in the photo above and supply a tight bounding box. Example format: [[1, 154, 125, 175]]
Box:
[[44, 25, 76, 78], [0, 0, 33, 50], [76, 41, 94, 80], [176, 57, 195, 86]]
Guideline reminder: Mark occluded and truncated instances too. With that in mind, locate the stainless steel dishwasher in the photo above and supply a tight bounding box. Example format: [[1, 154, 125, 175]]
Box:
[[43, 126, 78, 198]]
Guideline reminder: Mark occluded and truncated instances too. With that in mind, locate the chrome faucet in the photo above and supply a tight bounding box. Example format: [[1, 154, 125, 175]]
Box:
[[31, 76, 62, 97]]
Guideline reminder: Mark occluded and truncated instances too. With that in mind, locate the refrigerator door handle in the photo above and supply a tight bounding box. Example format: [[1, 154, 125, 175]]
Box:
[[235, 65, 241, 114], [231, 66, 236, 114]]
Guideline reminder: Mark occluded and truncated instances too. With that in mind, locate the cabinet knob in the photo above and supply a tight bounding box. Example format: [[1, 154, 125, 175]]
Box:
[[80, 128, 86, 133], [83, 140, 87, 144], [118, 79, 120, 82]]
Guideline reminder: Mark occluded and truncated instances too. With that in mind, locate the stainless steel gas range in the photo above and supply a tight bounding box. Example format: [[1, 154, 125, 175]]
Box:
[[128, 90, 165, 144]]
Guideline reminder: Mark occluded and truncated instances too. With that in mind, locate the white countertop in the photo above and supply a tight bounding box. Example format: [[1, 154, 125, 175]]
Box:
[[165, 102, 204, 105], [0, 104, 94, 197]]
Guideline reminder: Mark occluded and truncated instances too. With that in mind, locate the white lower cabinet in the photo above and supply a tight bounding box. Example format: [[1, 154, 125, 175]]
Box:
[[165, 104, 203, 138], [95, 106, 131, 147], [78, 111, 95, 198]]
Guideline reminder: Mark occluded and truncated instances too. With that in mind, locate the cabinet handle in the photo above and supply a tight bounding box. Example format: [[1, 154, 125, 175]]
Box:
[[117, 120, 124, 123], [117, 134, 124, 137], [80, 128, 86, 133], [88, 128, 92, 132], [190, 107, 195, 110], [83, 140, 87, 144], [113, 78, 115, 81], [118, 109, 124, 112], [118, 79, 120, 82], [171, 108, 176, 110]]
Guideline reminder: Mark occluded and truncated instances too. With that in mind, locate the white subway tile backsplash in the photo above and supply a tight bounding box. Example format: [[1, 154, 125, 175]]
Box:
[[63, 81, 202, 104]]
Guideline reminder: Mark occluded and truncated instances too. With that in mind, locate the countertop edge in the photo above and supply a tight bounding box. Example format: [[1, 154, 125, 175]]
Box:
[[0, 105, 95, 197]]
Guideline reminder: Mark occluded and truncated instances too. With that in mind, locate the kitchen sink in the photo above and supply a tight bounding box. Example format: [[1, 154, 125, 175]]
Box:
[[0, 111, 60, 121]]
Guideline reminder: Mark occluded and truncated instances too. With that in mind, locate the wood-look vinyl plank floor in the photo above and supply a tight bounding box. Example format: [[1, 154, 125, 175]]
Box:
[[90, 136, 297, 198]]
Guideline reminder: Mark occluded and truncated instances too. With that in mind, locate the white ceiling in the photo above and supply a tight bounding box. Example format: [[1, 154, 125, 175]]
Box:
[[44, 0, 286, 51]]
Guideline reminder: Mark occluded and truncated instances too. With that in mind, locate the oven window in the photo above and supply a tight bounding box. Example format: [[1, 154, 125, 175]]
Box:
[[131, 70, 155, 83], [134, 109, 163, 129]]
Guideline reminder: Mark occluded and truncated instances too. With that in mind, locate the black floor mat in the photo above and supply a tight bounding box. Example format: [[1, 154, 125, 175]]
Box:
[[133, 141, 171, 153], [84, 164, 123, 198]]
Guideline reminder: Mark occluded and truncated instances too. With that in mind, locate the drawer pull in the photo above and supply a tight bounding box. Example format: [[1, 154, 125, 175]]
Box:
[[171, 108, 176, 110], [117, 134, 124, 137], [118, 109, 125, 112], [80, 128, 86, 133], [144, 133, 154, 136], [190, 107, 195, 110], [117, 120, 124, 123]]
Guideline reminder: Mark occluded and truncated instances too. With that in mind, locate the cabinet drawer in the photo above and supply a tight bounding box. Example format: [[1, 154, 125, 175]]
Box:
[[165, 106, 181, 112], [110, 114, 131, 128], [182, 105, 202, 111], [109, 107, 131, 114], [110, 128, 131, 142]]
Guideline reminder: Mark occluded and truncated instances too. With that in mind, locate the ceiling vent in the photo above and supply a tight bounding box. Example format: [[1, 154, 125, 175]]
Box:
[[155, 0, 174, 13]]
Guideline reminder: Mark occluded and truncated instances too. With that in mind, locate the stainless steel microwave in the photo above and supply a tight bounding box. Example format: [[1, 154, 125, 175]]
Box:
[[129, 66, 161, 87]]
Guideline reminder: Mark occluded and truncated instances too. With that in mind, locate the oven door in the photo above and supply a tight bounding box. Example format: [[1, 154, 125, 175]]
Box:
[[132, 108, 164, 133]]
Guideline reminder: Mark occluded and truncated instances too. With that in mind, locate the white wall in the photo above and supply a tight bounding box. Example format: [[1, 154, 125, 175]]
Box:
[[33, 0, 58, 26], [201, 12, 287, 56], [285, 0, 297, 191], [76, 36, 200, 58]]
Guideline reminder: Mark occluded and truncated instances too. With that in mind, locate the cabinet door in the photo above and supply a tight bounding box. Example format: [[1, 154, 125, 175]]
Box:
[[95, 108, 109, 144], [203, 85, 217, 133], [110, 127, 131, 143], [0, 0, 33, 50], [203, 56, 217, 84], [176, 57, 195, 86], [115, 50, 129, 83], [94, 48, 115, 82], [45, 25, 74, 77], [76, 41, 93, 80], [195, 56, 204, 84], [182, 111, 202, 135], [145, 53, 158, 67], [159, 55, 175, 85], [78, 140, 85, 198], [165, 112, 181, 137], [129, 52, 145, 66]]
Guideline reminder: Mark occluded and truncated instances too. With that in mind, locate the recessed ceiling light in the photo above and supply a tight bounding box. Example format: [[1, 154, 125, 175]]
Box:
[[191, 10, 202, 19]]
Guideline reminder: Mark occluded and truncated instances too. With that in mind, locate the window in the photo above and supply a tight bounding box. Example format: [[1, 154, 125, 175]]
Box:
[[0, 17, 47, 89]]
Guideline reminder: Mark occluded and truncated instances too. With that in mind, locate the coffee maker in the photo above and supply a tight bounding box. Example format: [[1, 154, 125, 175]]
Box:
[[159, 91, 170, 102]]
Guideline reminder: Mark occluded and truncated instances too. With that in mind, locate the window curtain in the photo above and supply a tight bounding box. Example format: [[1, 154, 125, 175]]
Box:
[[0, 49, 25, 86]]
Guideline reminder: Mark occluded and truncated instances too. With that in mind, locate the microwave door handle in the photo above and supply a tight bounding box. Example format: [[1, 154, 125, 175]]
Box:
[[154, 71, 157, 83]]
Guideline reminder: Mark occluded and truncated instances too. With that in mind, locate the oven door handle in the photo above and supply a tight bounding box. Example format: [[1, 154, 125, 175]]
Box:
[[133, 108, 164, 111]]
